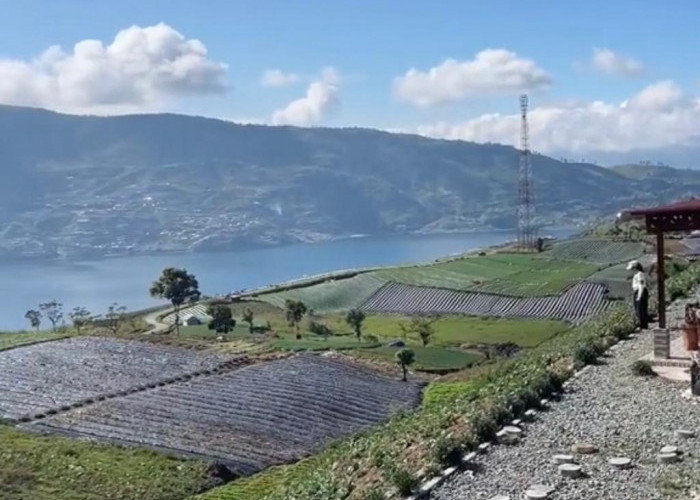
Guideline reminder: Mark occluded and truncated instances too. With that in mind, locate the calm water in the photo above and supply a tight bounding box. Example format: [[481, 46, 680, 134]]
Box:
[[0, 229, 575, 330]]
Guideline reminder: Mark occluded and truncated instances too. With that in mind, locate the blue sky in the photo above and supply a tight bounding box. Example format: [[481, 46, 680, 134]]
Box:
[[0, 0, 699, 154]]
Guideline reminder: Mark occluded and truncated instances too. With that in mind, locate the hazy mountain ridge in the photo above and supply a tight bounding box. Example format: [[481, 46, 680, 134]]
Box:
[[0, 105, 696, 261]]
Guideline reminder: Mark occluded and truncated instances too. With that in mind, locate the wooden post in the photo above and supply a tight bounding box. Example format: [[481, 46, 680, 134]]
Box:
[[656, 231, 666, 329]]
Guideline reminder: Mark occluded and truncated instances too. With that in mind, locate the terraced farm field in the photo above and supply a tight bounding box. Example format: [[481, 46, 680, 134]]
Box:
[[24, 354, 422, 476], [257, 273, 386, 312], [0, 331, 71, 351], [372, 254, 598, 296], [360, 281, 609, 323], [542, 239, 644, 264], [0, 337, 226, 420]]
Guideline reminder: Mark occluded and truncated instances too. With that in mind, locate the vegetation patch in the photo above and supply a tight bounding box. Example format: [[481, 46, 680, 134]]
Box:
[[352, 345, 482, 372], [27, 355, 422, 477], [541, 239, 644, 265], [0, 425, 216, 500], [0, 331, 70, 352]]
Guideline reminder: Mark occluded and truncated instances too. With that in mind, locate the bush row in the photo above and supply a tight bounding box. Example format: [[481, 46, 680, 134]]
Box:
[[667, 260, 700, 302]]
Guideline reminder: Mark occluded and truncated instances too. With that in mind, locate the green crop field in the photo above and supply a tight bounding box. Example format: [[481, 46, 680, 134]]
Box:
[[363, 316, 569, 348], [0, 425, 217, 500], [542, 239, 644, 265], [256, 273, 386, 313], [0, 332, 70, 351], [372, 253, 598, 296], [269, 335, 378, 352], [351, 345, 482, 371]]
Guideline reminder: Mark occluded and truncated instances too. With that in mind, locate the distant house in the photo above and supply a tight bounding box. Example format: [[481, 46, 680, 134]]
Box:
[[182, 314, 202, 326]]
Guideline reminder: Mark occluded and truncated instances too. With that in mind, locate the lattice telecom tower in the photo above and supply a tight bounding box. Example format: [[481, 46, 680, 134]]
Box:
[[517, 94, 535, 249]]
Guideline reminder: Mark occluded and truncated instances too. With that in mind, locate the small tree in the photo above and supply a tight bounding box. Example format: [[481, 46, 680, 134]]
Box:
[[24, 309, 41, 331], [400, 315, 439, 346], [150, 268, 200, 335], [395, 348, 415, 382], [345, 309, 366, 341], [68, 306, 92, 334], [207, 305, 236, 334], [104, 303, 127, 335], [39, 301, 63, 332], [285, 299, 308, 339], [242, 307, 255, 333]]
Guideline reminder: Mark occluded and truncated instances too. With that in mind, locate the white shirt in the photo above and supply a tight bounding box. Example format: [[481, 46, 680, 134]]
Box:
[[632, 271, 647, 298]]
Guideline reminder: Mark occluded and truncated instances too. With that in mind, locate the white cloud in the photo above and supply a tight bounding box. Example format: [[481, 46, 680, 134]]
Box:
[[415, 81, 700, 152], [272, 66, 340, 125], [261, 69, 301, 87], [393, 49, 551, 107], [0, 23, 227, 113], [590, 48, 643, 77]]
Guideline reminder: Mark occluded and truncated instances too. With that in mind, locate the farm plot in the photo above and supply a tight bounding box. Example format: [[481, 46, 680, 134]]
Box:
[[162, 303, 210, 324], [0, 337, 226, 420], [360, 281, 609, 323], [542, 239, 644, 265], [257, 273, 387, 313], [24, 354, 422, 477], [372, 254, 597, 296]]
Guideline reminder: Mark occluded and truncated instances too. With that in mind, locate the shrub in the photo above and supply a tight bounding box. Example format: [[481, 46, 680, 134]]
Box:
[[573, 344, 598, 366], [431, 435, 462, 467], [364, 334, 379, 344], [386, 466, 418, 496], [309, 320, 333, 337], [362, 490, 385, 500], [631, 360, 656, 377]]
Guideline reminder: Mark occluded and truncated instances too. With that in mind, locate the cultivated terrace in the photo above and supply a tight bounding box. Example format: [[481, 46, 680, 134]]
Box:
[[1, 232, 699, 500]]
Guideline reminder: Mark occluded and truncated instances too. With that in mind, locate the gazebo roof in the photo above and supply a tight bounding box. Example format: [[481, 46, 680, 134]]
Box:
[[629, 198, 700, 217], [626, 198, 700, 233]]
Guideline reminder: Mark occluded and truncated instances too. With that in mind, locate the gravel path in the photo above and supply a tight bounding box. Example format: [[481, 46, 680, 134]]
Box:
[[435, 299, 700, 500]]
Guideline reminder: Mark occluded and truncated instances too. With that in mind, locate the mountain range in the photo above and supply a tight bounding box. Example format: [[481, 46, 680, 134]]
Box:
[[0, 105, 698, 261]]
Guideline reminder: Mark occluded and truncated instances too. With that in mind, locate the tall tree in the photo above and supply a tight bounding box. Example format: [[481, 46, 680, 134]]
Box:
[[68, 307, 92, 334], [104, 303, 127, 335], [345, 309, 366, 341], [285, 299, 307, 339], [24, 309, 41, 331], [242, 307, 255, 333], [39, 301, 63, 332], [400, 315, 439, 346], [395, 348, 415, 382], [150, 268, 200, 335], [207, 305, 236, 334]]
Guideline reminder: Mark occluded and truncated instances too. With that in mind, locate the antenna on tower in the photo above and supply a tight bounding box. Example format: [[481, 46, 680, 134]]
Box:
[[517, 94, 535, 249]]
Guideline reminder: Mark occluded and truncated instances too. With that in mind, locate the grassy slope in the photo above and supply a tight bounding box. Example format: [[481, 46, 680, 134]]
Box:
[[541, 239, 644, 265], [0, 426, 215, 500], [352, 345, 482, 371], [372, 253, 598, 296], [362, 316, 568, 348], [0, 332, 71, 351]]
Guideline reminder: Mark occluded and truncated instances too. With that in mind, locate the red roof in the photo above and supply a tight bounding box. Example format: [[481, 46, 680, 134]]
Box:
[[629, 198, 700, 217]]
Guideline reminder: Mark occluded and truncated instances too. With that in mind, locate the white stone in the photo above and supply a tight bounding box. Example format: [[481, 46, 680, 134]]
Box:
[[524, 409, 537, 420], [675, 429, 696, 439], [489, 496, 510, 500], [461, 452, 477, 464], [660, 445, 679, 454], [552, 454, 575, 464], [558, 463, 583, 478], [478, 442, 491, 453], [571, 442, 597, 454], [609, 457, 632, 469], [496, 429, 518, 444], [658, 452, 680, 464], [442, 466, 458, 478], [503, 425, 523, 436], [525, 484, 554, 499], [512, 418, 523, 426], [539, 398, 550, 407], [418, 475, 442, 492]]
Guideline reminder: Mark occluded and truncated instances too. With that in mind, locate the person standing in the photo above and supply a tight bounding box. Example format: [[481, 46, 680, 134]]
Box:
[[627, 260, 648, 330]]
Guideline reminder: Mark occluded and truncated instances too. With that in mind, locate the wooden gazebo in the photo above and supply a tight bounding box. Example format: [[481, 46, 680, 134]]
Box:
[[623, 199, 700, 358]]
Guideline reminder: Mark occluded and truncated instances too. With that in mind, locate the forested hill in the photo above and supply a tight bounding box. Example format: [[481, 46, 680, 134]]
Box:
[[0, 105, 696, 260]]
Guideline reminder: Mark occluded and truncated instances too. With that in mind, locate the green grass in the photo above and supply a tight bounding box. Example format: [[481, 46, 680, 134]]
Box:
[[270, 335, 378, 352], [363, 316, 568, 348], [351, 345, 482, 371], [257, 274, 386, 313], [0, 425, 217, 500], [0, 331, 70, 351], [541, 239, 644, 265], [371, 253, 598, 296]]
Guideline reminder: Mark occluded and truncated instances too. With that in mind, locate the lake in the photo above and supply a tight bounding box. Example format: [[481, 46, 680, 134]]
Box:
[[0, 229, 575, 330]]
